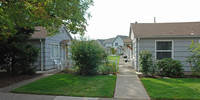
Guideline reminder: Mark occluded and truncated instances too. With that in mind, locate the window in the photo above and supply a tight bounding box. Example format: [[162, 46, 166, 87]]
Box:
[[51, 44, 59, 58], [156, 41, 173, 60], [115, 43, 118, 46]]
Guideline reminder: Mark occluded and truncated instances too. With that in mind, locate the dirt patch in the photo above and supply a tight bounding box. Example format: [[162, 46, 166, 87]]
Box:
[[0, 72, 42, 88]]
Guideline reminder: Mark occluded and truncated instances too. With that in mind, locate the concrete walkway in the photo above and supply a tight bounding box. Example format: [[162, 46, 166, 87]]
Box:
[[0, 57, 150, 100], [114, 56, 150, 100]]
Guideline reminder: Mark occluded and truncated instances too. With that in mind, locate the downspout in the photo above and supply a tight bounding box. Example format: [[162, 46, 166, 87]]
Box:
[[40, 39, 44, 71], [137, 37, 140, 72]]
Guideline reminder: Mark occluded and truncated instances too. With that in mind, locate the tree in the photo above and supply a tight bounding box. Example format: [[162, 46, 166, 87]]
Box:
[[0, 0, 93, 41], [0, 27, 39, 75]]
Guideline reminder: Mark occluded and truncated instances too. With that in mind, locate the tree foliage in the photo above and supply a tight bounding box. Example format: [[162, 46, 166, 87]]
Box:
[[0, 28, 39, 75], [70, 38, 105, 75], [0, 0, 93, 41]]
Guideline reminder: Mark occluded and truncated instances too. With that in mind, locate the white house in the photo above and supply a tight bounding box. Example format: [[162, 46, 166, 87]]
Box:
[[30, 26, 73, 71], [112, 35, 128, 54], [128, 22, 200, 74]]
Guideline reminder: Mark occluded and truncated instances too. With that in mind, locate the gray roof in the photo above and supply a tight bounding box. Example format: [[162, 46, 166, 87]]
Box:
[[118, 35, 128, 40], [130, 22, 200, 37], [32, 26, 73, 40], [103, 38, 115, 44], [97, 39, 105, 45]]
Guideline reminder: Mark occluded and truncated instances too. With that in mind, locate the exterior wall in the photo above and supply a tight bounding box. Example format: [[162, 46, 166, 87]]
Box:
[[104, 43, 112, 47], [44, 27, 72, 70], [133, 37, 200, 72]]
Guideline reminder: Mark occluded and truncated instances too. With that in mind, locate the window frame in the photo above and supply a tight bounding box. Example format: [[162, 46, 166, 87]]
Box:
[[155, 40, 174, 60], [115, 42, 118, 46], [50, 43, 59, 59]]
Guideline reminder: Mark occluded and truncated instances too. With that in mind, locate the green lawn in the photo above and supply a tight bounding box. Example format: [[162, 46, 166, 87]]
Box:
[[141, 78, 200, 99], [12, 74, 116, 98], [108, 56, 120, 64]]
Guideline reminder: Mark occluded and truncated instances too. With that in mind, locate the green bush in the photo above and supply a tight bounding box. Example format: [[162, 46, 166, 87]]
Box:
[[99, 65, 111, 75], [187, 40, 200, 77], [157, 58, 184, 77], [70, 38, 105, 75], [109, 62, 119, 74], [111, 47, 116, 55], [139, 50, 155, 76], [99, 54, 119, 75]]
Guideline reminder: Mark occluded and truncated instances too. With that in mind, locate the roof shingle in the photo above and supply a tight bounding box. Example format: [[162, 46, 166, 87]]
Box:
[[131, 22, 200, 37]]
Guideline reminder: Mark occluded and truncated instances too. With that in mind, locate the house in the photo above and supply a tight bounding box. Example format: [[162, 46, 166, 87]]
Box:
[[102, 37, 115, 54], [112, 35, 128, 54], [128, 22, 200, 73], [97, 39, 106, 47], [30, 25, 73, 71]]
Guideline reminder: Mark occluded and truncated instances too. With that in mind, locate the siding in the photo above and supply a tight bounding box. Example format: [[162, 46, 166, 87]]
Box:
[[105, 43, 112, 47], [134, 37, 199, 72], [44, 27, 72, 70]]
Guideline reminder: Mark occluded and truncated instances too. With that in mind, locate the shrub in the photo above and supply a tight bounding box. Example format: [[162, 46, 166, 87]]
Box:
[[157, 58, 184, 77], [139, 50, 155, 76], [99, 54, 119, 75], [99, 65, 111, 75], [111, 47, 116, 55], [186, 40, 200, 77], [70, 38, 105, 75], [109, 62, 119, 74]]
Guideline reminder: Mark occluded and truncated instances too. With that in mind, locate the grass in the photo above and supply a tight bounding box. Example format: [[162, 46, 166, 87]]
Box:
[[141, 78, 200, 99], [108, 56, 120, 64], [12, 74, 116, 98]]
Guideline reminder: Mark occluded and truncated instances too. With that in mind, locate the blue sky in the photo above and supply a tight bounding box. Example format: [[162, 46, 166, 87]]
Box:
[[85, 0, 200, 39]]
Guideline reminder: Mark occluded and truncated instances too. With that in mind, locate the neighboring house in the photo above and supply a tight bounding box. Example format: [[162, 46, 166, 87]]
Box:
[[112, 35, 128, 54], [103, 37, 115, 54], [30, 25, 73, 71], [128, 22, 200, 73], [97, 39, 106, 47]]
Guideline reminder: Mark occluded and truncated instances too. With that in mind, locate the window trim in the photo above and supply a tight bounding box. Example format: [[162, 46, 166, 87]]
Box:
[[50, 43, 60, 59], [155, 40, 174, 60], [115, 42, 118, 46]]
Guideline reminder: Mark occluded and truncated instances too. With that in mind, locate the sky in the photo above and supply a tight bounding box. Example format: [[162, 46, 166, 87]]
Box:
[[85, 0, 200, 39], [84, 0, 200, 39]]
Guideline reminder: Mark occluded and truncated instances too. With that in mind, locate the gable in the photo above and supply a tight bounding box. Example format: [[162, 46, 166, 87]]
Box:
[[113, 36, 123, 43], [32, 26, 72, 41]]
